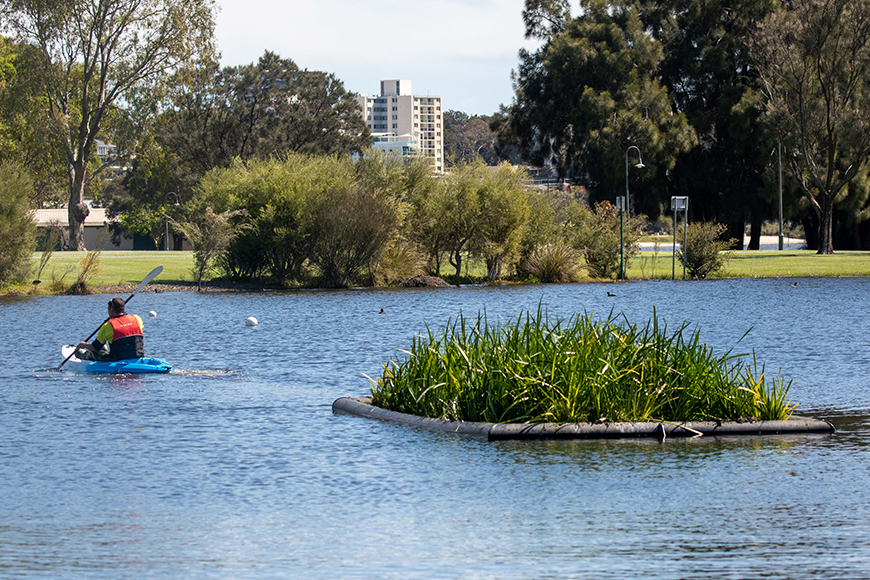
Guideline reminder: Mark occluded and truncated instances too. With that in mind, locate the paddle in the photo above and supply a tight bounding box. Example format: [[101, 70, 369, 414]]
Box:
[[58, 265, 163, 370]]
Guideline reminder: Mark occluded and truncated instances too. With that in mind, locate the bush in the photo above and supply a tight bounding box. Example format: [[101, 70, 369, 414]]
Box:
[[678, 222, 735, 279], [567, 201, 641, 279], [308, 183, 399, 288], [370, 240, 426, 286], [0, 163, 36, 286], [522, 243, 581, 283]]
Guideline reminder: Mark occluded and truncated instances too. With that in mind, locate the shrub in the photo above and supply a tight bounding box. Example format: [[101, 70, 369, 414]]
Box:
[[370, 240, 426, 286], [308, 183, 399, 288], [522, 243, 582, 283], [678, 222, 736, 279], [0, 163, 36, 286], [567, 201, 641, 279]]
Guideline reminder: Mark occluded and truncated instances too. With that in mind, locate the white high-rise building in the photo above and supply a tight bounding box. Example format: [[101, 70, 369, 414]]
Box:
[[355, 80, 444, 172]]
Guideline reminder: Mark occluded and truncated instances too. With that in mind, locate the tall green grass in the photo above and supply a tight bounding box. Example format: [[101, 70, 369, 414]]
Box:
[[370, 308, 797, 423]]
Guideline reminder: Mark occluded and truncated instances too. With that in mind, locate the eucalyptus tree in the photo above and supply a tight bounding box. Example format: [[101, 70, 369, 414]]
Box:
[[0, 0, 218, 250], [443, 110, 499, 166], [498, 1, 696, 214], [752, 0, 870, 254], [159, 51, 370, 177], [0, 36, 66, 207], [636, 0, 779, 247]]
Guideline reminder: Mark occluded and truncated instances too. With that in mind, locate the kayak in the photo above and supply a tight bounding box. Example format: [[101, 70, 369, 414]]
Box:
[[61, 345, 172, 374]]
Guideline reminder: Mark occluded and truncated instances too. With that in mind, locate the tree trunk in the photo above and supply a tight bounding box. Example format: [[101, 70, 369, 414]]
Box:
[[818, 195, 835, 254], [68, 193, 88, 251], [450, 249, 462, 284], [748, 218, 762, 250], [801, 212, 819, 251], [726, 219, 744, 250], [66, 135, 90, 251]]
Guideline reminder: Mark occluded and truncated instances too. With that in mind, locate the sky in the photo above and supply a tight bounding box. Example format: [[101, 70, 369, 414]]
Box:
[[214, 0, 539, 116]]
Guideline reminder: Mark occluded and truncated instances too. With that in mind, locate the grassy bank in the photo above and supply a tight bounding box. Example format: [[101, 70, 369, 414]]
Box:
[[370, 309, 796, 423], [28, 251, 194, 288], [1, 247, 868, 295], [631, 249, 870, 279]]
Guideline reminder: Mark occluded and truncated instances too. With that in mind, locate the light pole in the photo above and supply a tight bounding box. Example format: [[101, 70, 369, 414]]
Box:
[[625, 146, 645, 221], [165, 192, 179, 251], [778, 141, 784, 251], [623, 146, 644, 279], [616, 196, 626, 279]]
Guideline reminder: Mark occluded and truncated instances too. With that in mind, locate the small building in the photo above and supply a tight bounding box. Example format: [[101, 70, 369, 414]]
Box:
[[31, 208, 190, 251], [32, 207, 133, 250]]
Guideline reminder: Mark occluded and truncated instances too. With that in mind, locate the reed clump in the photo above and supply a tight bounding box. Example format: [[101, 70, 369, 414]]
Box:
[[370, 308, 797, 424]]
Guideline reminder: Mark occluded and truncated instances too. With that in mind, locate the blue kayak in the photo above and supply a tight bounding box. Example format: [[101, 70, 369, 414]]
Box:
[[61, 345, 172, 374]]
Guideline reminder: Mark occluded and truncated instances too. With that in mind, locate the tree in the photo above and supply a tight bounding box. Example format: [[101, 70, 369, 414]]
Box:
[[443, 110, 499, 166], [566, 200, 641, 279], [0, 0, 217, 250], [439, 162, 486, 281], [522, 0, 570, 40], [102, 134, 185, 249], [635, 0, 779, 249], [308, 180, 400, 288], [471, 163, 530, 280], [192, 156, 319, 284], [498, 1, 696, 212], [0, 36, 66, 207], [407, 177, 451, 276], [0, 162, 36, 286], [159, 51, 370, 178], [752, 0, 870, 254]]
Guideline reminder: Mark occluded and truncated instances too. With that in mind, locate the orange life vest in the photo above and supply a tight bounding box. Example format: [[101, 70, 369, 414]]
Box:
[[107, 314, 144, 360]]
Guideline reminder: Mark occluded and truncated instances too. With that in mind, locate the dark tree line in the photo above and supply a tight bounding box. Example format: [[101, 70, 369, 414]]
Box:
[[496, 0, 870, 252]]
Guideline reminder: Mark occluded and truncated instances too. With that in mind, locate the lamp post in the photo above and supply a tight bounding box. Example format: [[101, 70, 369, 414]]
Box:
[[625, 146, 645, 221], [778, 141, 784, 251], [165, 192, 179, 251], [623, 146, 644, 279], [616, 196, 626, 279]]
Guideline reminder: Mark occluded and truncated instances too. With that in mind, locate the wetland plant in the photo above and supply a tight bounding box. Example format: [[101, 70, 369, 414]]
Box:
[[369, 308, 796, 424]]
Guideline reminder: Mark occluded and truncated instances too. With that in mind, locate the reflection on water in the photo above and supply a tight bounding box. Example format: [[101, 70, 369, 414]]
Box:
[[2, 277, 870, 579]]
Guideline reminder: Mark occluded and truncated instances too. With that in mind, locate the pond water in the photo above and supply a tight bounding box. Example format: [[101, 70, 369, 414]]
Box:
[[2, 277, 869, 579]]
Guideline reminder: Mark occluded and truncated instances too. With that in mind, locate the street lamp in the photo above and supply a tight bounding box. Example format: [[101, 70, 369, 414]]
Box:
[[623, 146, 644, 278], [165, 192, 179, 251], [625, 145, 645, 221], [778, 141, 783, 251]]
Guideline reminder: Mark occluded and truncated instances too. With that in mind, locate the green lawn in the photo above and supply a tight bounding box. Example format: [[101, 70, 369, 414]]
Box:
[[630, 249, 870, 279], [31, 250, 194, 286], [9, 247, 870, 295]]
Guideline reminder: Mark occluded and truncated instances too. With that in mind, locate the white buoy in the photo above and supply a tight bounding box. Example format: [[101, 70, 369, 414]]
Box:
[[245, 316, 258, 327], [148, 310, 157, 317]]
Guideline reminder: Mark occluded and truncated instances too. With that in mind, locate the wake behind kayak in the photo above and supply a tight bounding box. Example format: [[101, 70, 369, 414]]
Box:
[[60, 345, 172, 374]]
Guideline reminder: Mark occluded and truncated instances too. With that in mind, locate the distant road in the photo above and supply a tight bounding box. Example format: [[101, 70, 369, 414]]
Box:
[[640, 235, 806, 251]]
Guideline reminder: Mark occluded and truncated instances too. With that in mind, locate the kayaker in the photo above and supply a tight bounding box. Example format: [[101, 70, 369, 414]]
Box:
[[76, 297, 145, 361]]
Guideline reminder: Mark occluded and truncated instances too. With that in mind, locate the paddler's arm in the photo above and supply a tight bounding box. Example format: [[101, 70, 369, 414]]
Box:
[[77, 322, 112, 352], [76, 339, 104, 352]]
